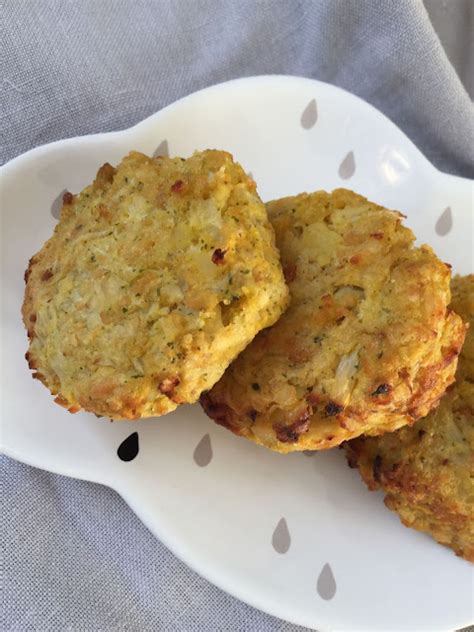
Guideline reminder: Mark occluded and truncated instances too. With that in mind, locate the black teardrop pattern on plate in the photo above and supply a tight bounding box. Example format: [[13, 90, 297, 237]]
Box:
[[117, 432, 139, 462], [51, 189, 68, 220], [317, 563, 337, 600], [301, 98, 318, 129]]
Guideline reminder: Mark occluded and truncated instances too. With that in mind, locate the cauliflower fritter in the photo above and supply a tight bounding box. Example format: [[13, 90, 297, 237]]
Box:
[[346, 275, 473, 561], [201, 189, 466, 452], [22, 150, 288, 419]]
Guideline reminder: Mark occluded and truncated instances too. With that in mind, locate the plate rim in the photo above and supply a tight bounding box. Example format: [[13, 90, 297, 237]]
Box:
[[0, 74, 445, 178]]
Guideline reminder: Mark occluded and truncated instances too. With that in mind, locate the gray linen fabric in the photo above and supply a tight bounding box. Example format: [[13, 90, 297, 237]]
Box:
[[424, 0, 474, 99], [2, 1, 473, 630]]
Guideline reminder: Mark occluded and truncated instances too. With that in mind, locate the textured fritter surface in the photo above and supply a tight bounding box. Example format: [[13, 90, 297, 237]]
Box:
[[346, 275, 473, 561], [22, 150, 288, 419], [201, 189, 466, 452]]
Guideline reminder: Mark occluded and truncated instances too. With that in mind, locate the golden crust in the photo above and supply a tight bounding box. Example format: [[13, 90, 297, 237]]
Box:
[[201, 189, 466, 452], [22, 150, 288, 419], [346, 275, 474, 562]]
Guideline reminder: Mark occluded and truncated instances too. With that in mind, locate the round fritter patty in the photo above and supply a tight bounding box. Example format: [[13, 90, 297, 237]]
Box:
[[346, 275, 473, 562], [201, 189, 466, 452], [22, 150, 288, 419]]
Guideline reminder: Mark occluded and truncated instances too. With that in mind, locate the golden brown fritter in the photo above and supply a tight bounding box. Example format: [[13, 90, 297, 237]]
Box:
[[346, 275, 473, 561], [201, 189, 466, 452], [22, 150, 288, 419]]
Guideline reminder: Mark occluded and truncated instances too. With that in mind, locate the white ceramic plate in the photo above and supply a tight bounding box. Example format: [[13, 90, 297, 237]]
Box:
[[2, 76, 473, 631]]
